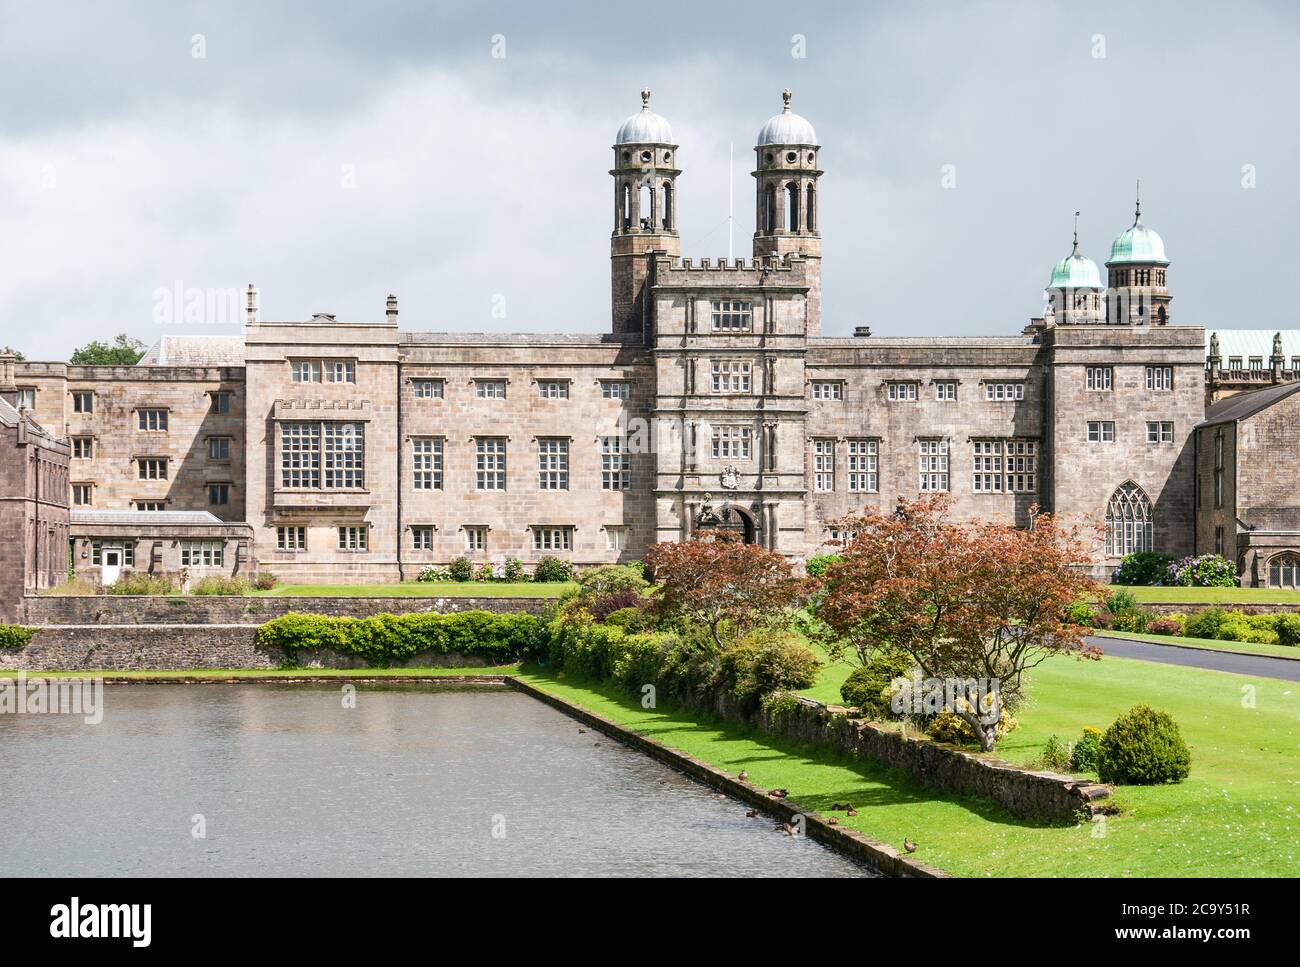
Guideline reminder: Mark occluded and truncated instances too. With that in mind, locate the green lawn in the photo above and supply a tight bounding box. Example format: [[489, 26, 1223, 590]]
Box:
[[252, 581, 575, 598], [3, 665, 521, 679], [1093, 629, 1300, 660], [520, 654, 1299, 877], [1116, 585, 1300, 605]]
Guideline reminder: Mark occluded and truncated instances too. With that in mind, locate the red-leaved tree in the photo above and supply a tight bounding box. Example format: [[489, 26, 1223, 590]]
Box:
[[645, 535, 808, 650], [818, 496, 1102, 751]]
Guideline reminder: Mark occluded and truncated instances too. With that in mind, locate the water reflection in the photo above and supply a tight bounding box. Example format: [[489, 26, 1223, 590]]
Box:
[[0, 684, 873, 877]]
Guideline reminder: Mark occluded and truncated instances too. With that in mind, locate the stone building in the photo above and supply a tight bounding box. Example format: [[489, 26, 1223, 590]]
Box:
[[13, 89, 1289, 590], [1194, 382, 1300, 587], [0, 351, 69, 619]]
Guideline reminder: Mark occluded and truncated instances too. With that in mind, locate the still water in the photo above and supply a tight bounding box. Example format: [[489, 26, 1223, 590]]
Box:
[[0, 683, 872, 877]]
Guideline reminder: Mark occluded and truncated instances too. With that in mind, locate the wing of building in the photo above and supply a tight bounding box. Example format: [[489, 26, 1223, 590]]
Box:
[[5, 89, 1299, 595]]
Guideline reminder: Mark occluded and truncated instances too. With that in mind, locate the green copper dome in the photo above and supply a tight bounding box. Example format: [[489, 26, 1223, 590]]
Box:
[[1109, 216, 1169, 265], [1049, 241, 1104, 290]]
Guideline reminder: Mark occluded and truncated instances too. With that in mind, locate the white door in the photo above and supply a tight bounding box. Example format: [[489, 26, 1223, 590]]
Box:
[[102, 548, 122, 587]]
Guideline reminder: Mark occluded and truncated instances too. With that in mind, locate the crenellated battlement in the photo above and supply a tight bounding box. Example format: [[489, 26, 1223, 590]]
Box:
[[654, 253, 810, 288]]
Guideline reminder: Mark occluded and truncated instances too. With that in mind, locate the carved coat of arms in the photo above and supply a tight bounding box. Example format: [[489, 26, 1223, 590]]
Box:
[[720, 465, 740, 490]]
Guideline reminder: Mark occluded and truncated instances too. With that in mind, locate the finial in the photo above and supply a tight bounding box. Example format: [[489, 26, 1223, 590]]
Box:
[[1135, 179, 1142, 222], [641, 87, 651, 110], [1072, 211, 1080, 252], [782, 88, 793, 112]]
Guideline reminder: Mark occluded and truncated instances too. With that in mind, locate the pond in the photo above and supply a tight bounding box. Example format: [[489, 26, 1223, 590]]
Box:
[[0, 683, 873, 877]]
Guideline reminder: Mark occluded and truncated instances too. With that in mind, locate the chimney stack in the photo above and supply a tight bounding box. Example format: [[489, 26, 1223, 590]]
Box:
[[386, 294, 399, 325], [0, 350, 17, 408], [245, 283, 259, 326], [854, 325, 872, 338]]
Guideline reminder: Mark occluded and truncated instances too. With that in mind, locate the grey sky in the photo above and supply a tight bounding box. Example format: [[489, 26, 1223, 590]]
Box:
[[2, 0, 1296, 359]]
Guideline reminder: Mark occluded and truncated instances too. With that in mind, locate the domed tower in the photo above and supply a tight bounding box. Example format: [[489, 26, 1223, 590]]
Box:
[[753, 89, 823, 334], [610, 88, 681, 339], [1045, 216, 1105, 325], [1106, 188, 1171, 325]]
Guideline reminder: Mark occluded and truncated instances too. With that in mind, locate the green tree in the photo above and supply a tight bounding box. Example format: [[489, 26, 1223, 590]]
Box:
[[69, 333, 147, 365]]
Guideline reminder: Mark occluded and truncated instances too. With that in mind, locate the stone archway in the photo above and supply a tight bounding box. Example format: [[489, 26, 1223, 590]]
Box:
[[696, 495, 759, 545]]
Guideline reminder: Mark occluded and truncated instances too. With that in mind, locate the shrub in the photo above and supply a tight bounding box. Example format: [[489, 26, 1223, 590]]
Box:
[[1274, 613, 1300, 646], [1164, 554, 1238, 588], [1039, 734, 1072, 772], [416, 565, 450, 583], [1217, 611, 1278, 644], [0, 625, 36, 650], [447, 557, 474, 582], [191, 575, 252, 596], [925, 707, 1017, 746], [1105, 588, 1142, 618], [1109, 610, 1149, 634], [588, 589, 645, 623], [502, 558, 527, 583], [475, 563, 495, 582], [107, 571, 178, 595], [1146, 617, 1183, 636], [1070, 726, 1102, 773], [257, 610, 546, 667], [603, 606, 655, 633], [715, 632, 821, 715], [840, 651, 915, 718], [1184, 606, 1226, 640], [253, 572, 278, 591], [576, 563, 648, 598], [1098, 705, 1191, 784], [533, 556, 573, 583], [1065, 598, 1097, 627], [805, 553, 842, 578], [1113, 552, 1174, 586]]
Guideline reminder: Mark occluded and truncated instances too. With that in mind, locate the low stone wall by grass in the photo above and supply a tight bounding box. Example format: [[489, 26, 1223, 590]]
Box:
[[763, 697, 1112, 824], [22, 594, 550, 626], [1140, 601, 1300, 615], [1, 624, 508, 671]]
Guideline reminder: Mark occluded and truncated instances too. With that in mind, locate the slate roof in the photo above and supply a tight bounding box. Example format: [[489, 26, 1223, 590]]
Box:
[[70, 510, 228, 526], [137, 335, 245, 366], [1199, 380, 1300, 427]]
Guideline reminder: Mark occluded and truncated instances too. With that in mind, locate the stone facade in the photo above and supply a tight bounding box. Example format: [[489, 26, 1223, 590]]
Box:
[[15, 90, 1291, 593], [0, 353, 70, 619], [1195, 382, 1300, 586]]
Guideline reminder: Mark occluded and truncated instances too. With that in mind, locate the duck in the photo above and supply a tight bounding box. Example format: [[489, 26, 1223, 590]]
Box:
[[745, 808, 758, 818], [903, 838, 918, 853], [768, 788, 789, 799], [738, 770, 749, 782], [845, 805, 858, 816]]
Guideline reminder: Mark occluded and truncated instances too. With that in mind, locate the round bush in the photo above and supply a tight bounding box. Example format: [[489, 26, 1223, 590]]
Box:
[[1274, 614, 1300, 647], [840, 651, 916, 718], [1098, 705, 1191, 785], [1164, 554, 1237, 588], [447, 557, 474, 582], [533, 556, 573, 583], [1113, 552, 1174, 586]]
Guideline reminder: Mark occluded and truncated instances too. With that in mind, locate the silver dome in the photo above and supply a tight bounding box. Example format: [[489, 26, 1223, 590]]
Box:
[[616, 88, 674, 145], [757, 89, 818, 146]]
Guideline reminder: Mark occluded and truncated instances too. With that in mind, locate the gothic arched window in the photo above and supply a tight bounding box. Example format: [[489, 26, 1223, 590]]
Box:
[[764, 185, 777, 234], [621, 182, 632, 229], [1269, 553, 1300, 589], [787, 182, 800, 232], [1105, 481, 1154, 556], [806, 184, 816, 232], [663, 181, 673, 231]]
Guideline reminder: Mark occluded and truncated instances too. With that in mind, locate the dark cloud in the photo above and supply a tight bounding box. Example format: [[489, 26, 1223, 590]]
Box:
[[1, 0, 1296, 359]]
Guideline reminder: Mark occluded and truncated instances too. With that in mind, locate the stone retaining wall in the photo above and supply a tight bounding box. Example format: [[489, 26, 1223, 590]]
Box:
[[1140, 601, 1300, 616], [1, 625, 502, 671], [761, 697, 1111, 824], [21, 594, 551, 626]]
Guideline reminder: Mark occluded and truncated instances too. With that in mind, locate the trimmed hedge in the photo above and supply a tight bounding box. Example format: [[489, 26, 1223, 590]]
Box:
[[256, 611, 547, 667], [0, 625, 36, 650]]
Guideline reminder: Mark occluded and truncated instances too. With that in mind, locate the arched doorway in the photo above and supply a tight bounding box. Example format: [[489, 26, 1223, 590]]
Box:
[[696, 496, 758, 545]]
